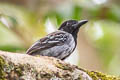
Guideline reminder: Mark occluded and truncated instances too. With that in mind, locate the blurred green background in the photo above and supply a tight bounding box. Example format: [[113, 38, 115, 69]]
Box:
[[0, 0, 120, 76]]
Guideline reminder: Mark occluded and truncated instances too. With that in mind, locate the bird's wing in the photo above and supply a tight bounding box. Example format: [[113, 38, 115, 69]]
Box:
[[26, 31, 68, 55]]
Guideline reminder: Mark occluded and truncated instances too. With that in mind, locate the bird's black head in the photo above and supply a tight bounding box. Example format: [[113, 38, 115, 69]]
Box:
[[58, 20, 88, 39]]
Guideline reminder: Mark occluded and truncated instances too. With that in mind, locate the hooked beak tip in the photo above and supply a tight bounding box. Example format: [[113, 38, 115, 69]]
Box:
[[74, 20, 88, 28], [78, 20, 88, 25]]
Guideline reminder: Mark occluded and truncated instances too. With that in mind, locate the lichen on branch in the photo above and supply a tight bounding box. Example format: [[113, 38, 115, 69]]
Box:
[[0, 50, 119, 80]]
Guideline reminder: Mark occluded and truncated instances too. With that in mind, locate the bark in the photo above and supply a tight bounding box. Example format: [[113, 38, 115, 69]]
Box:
[[0, 50, 119, 80]]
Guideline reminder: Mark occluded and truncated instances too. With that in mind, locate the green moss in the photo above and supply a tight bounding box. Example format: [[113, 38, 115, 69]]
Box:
[[0, 56, 6, 80], [1, 55, 120, 80], [14, 65, 23, 77], [86, 71, 120, 80], [40, 72, 52, 78], [0, 57, 28, 79], [55, 61, 73, 71]]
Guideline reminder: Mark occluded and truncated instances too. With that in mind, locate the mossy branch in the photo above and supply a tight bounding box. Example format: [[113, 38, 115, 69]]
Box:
[[0, 50, 119, 80]]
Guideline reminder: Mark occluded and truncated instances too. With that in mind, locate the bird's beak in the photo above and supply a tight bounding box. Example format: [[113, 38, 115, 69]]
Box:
[[75, 20, 88, 28]]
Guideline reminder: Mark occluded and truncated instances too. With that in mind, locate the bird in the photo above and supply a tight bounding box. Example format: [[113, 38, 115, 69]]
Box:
[[26, 20, 88, 60]]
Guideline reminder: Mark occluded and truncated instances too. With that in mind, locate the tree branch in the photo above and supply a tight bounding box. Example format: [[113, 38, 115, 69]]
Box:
[[0, 50, 119, 80]]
